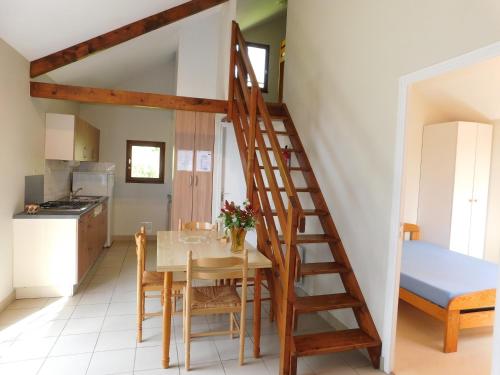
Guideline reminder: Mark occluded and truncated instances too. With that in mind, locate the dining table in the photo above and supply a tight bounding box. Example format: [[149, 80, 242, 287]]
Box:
[[156, 230, 273, 368]]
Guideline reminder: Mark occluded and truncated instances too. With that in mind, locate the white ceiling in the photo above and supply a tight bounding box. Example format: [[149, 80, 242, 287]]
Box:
[[0, 0, 222, 88], [414, 55, 500, 122]]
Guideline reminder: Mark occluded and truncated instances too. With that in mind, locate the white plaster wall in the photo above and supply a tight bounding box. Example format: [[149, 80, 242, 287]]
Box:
[[79, 62, 176, 236], [242, 11, 287, 103], [284, 0, 500, 370], [176, 8, 223, 99], [0, 39, 78, 305]]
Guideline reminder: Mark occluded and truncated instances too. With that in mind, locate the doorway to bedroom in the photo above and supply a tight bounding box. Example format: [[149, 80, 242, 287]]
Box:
[[390, 54, 500, 375]]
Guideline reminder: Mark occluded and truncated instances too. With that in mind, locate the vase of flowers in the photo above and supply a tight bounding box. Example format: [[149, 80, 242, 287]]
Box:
[[219, 200, 257, 253]]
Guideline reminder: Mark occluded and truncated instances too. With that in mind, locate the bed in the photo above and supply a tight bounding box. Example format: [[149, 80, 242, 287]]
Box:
[[400, 223, 497, 353]]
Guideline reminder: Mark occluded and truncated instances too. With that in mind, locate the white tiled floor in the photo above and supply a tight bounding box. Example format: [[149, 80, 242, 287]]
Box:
[[0, 240, 382, 375]]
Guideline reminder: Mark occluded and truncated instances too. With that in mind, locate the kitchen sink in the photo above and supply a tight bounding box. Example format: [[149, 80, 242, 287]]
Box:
[[70, 196, 101, 203], [40, 200, 91, 211]]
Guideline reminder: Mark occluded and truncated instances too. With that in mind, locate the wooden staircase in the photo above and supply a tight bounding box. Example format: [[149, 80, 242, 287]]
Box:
[[227, 21, 381, 375]]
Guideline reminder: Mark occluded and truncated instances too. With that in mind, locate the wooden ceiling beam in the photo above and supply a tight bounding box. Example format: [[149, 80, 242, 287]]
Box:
[[30, 0, 228, 78], [30, 82, 228, 113]]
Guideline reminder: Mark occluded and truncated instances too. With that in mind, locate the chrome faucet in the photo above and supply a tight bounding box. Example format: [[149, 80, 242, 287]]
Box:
[[69, 188, 83, 200]]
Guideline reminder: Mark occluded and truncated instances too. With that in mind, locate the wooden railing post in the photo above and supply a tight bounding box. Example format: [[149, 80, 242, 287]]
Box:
[[279, 199, 299, 375], [227, 21, 237, 119], [246, 86, 257, 200]]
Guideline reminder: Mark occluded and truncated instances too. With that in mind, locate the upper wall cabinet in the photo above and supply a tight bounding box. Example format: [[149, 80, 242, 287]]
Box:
[[45, 113, 100, 162]]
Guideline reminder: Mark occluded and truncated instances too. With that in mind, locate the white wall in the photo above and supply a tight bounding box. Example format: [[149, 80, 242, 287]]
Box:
[[284, 0, 500, 370], [243, 11, 287, 103], [0, 39, 78, 306], [176, 8, 224, 99], [243, 12, 286, 102], [79, 62, 176, 236]]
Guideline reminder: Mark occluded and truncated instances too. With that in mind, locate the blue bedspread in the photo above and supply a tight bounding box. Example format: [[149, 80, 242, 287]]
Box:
[[400, 240, 498, 308]]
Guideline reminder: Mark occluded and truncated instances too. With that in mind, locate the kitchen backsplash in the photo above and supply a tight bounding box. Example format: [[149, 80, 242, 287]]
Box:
[[44, 160, 76, 201]]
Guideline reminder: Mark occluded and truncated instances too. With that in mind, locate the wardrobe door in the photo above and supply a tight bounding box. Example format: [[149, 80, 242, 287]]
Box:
[[449, 123, 477, 255], [192, 112, 215, 223], [171, 111, 196, 229], [469, 124, 493, 258]]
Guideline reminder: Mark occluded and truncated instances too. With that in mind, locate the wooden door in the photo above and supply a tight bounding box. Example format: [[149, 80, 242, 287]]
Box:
[[171, 111, 196, 229], [77, 211, 91, 281], [192, 112, 215, 223]]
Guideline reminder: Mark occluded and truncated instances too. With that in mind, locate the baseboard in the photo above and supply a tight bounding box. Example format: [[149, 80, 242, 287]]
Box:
[[15, 285, 74, 299], [0, 290, 15, 312]]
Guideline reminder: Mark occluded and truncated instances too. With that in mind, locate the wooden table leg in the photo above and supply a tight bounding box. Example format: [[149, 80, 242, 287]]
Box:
[[253, 268, 262, 358], [162, 272, 173, 368]]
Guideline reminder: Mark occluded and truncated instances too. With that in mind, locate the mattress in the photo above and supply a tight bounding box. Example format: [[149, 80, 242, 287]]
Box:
[[400, 240, 498, 308]]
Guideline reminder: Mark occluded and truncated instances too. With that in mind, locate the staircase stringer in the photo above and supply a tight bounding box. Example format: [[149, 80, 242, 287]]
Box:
[[278, 103, 381, 350]]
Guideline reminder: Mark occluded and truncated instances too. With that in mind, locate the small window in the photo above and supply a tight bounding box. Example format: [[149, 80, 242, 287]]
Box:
[[126, 140, 165, 184], [247, 42, 270, 92]]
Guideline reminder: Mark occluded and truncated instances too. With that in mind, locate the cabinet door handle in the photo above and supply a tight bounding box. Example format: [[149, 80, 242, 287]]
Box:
[[189, 175, 193, 186], [195, 175, 198, 186]]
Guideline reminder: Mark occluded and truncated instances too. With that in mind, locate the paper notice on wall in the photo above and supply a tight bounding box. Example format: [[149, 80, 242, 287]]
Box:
[[177, 150, 193, 171], [196, 151, 212, 172]]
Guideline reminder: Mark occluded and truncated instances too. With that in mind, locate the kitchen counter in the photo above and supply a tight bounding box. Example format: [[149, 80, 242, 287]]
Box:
[[13, 196, 108, 219]]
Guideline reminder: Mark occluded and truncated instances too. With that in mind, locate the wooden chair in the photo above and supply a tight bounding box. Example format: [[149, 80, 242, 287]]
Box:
[[178, 219, 218, 231], [183, 250, 248, 370], [135, 226, 183, 343]]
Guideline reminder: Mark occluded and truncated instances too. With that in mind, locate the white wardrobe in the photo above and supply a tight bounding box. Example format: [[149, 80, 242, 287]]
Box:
[[418, 121, 493, 259]]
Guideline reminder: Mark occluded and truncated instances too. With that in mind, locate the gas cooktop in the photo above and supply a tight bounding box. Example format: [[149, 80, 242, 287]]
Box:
[[40, 201, 91, 211]]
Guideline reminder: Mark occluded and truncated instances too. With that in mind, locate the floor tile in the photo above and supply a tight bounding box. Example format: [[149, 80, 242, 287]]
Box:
[[0, 358, 43, 375], [95, 329, 137, 351], [87, 348, 135, 375], [135, 345, 179, 371], [61, 317, 104, 335], [135, 368, 180, 375], [0, 308, 40, 326], [0, 336, 57, 363], [38, 353, 92, 375], [18, 319, 67, 339], [102, 314, 137, 332], [138, 327, 163, 348], [213, 337, 253, 361], [111, 290, 137, 303], [49, 332, 99, 356], [72, 303, 109, 318], [176, 340, 220, 367], [263, 355, 315, 375], [78, 292, 113, 305], [7, 298, 48, 310], [221, 357, 269, 375], [179, 360, 225, 374], [107, 301, 136, 316]]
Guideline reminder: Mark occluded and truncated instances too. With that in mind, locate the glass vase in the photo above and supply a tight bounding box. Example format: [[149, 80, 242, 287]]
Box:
[[230, 227, 247, 253]]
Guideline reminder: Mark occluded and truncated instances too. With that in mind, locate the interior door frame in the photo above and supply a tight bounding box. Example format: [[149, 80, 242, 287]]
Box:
[[384, 41, 500, 374]]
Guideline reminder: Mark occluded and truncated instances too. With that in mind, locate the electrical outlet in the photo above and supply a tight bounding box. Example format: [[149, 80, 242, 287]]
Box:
[[140, 222, 153, 234]]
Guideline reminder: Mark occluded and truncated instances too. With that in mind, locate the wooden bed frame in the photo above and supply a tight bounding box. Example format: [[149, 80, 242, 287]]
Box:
[[400, 223, 496, 353]]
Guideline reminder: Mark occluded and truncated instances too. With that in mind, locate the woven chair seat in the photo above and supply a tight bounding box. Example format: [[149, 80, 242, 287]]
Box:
[[191, 285, 241, 310]]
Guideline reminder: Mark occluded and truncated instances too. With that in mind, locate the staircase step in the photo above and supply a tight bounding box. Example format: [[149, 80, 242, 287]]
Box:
[[258, 114, 288, 121], [260, 129, 294, 136], [271, 209, 327, 216], [259, 166, 310, 171], [293, 329, 379, 357], [294, 293, 362, 314], [279, 234, 338, 244], [265, 187, 319, 193], [300, 262, 348, 276]]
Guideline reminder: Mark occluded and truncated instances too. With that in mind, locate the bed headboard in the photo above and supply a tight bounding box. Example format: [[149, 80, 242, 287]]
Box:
[[403, 223, 420, 240]]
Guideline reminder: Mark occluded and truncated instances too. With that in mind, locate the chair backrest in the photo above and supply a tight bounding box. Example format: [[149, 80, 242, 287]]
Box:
[[187, 250, 248, 282], [179, 219, 217, 231], [135, 226, 147, 280], [403, 223, 420, 241]]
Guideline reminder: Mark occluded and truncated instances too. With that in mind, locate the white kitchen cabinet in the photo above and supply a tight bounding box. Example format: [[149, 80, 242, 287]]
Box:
[[45, 113, 100, 161], [418, 121, 493, 259]]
